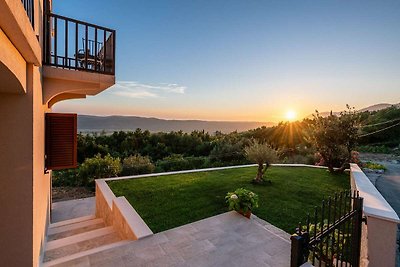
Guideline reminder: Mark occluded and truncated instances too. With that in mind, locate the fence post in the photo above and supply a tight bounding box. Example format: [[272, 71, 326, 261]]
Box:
[[352, 197, 363, 267], [290, 231, 308, 267]]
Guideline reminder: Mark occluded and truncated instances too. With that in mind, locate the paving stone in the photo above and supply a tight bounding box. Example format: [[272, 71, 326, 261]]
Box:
[[52, 256, 91, 267], [54, 211, 291, 266], [52, 197, 95, 223]]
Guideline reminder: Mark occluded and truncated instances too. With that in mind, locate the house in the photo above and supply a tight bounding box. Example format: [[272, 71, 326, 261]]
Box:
[[0, 0, 115, 265]]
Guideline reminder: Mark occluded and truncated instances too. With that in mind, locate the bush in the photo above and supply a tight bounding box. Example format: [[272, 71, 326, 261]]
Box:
[[156, 154, 190, 172], [362, 161, 386, 170], [121, 155, 155, 176], [79, 154, 121, 187], [155, 155, 208, 172], [52, 169, 80, 187], [185, 156, 207, 169], [282, 154, 315, 165], [357, 145, 391, 154]]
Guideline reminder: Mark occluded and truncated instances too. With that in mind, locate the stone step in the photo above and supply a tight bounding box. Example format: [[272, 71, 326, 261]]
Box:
[[47, 218, 104, 236], [43, 228, 122, 262], [45, 226, 115, 251], [47, 220, 105, 241], [42, 240, 131, 267], [49, 214, 96, 229]]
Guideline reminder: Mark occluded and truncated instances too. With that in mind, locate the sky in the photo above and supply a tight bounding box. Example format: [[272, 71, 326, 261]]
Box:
[[52, 0, 400, 122]]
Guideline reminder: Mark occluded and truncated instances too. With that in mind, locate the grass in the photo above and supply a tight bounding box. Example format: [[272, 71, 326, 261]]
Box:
[[108, 166, 349, 234]]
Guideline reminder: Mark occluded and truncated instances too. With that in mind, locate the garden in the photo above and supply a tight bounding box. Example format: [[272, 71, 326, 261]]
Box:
[[108, 166, 349, 233]]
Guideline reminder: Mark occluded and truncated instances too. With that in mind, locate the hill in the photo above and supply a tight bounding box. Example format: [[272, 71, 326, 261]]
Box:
[[77, 115, 276, 133], [307, 103, 399, 118]]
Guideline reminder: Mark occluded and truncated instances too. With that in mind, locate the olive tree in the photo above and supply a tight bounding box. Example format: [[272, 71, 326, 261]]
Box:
[[244, 140, 278, 183]]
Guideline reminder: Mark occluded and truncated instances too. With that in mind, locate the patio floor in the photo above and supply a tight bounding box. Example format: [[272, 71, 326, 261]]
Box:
[[53, 209, 291, 267]]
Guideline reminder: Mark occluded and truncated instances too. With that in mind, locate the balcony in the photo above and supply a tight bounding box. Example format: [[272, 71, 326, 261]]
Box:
[[42, 13, 116, 107], [43, 13, 116, 75], [21, 0, 34, 29]]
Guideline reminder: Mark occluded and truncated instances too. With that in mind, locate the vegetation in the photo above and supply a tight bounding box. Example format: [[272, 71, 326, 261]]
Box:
[[362, 161, 386, 171], [310, 107, 360, 173], [121, 155, 155, 176], [244, 140, 278, 183], [358, 106, 400, 148], [108, 166, 349, 233], [226, 188, 259, 213], [53, 105, 400, 188], [357, 145, 392, 154], [79, 154, 121, 187]]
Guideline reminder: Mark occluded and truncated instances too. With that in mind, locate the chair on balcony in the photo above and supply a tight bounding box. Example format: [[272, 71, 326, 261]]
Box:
[[76, 38, 103, 71]]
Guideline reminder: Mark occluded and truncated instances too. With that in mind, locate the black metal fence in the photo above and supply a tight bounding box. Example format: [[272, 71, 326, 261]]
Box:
[[43, 13, 116, 75], [291, 191, 363, 267], [21, 0, 34, 28]]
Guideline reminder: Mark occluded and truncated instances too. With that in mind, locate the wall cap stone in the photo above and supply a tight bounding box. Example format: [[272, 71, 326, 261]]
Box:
[[350, 163, 400, 223]]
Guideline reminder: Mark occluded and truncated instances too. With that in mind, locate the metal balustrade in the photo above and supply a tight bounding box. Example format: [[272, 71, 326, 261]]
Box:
[[21, 0, 34, 28], [43, 13, 116, 75]]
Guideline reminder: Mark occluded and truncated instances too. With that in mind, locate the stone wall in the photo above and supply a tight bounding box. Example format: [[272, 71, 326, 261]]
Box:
[[350, 164, 400, 267]]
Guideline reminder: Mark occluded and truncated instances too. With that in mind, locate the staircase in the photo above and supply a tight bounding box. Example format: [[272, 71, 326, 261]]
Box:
[[42, 215, 130, 266]]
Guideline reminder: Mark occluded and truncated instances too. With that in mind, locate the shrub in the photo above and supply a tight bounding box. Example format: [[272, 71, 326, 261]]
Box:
[[362, 161, 386, 170], [52, 168, 80, 187], [185, 156, 207, 169], [79, 154, 121, 187], [357, 145, 391, 154], [282, 154, 315, 165], [156, 154, 190, 172], [121, 154, 155, 176]]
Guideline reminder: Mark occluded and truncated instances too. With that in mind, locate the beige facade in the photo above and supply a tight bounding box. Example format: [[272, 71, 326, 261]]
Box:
[[0, 1, 115, 266]]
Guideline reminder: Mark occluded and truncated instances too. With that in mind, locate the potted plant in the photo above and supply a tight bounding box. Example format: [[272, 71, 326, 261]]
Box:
[[225, 188, 259, 218]]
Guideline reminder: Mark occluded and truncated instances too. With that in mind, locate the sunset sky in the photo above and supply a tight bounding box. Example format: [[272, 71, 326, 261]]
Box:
[[53, 0, 400, 122]]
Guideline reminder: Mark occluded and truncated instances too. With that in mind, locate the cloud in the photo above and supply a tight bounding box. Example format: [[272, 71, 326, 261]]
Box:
[[110, 81, 186, 98]]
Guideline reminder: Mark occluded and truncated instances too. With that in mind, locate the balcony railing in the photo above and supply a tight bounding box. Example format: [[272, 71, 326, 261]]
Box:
[[21, 0, 34, 28], [43, 13, 116, 75]]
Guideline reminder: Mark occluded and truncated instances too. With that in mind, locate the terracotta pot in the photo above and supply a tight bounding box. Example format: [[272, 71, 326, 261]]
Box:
[[238, 210, 251, 219]]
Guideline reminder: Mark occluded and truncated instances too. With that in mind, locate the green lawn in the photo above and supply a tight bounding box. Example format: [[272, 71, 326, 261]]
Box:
[[108, 166, 349, 234]]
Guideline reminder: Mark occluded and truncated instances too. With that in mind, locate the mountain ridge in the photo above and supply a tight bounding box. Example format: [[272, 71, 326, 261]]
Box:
[[78, 115, 276, 133], [78, 103, 399, 133]]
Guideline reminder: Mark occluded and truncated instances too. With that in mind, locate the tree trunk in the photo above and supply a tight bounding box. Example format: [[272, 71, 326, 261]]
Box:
[[255, 163, 264, 182], [328, 164, 335, 173]]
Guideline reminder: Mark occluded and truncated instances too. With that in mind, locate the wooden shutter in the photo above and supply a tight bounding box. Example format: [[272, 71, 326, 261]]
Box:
[[45, 113, 77, 170]]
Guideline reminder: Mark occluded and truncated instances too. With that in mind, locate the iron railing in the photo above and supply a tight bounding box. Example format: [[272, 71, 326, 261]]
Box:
[[43, 13, 116, 75], [290, 191, 363, 267], [21, 0, 34, 28]]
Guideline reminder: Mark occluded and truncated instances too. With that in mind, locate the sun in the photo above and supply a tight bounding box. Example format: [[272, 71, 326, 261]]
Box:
[[285, 110, 297, 121]]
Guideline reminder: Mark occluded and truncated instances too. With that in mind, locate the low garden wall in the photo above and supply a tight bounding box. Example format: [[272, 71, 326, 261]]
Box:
[[350, 163, 400, 267], [95, 180, 153, 240]]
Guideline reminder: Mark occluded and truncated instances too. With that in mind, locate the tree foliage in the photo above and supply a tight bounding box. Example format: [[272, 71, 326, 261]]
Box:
[[53, 105, 400, 188], [310, 106, 360, 173]]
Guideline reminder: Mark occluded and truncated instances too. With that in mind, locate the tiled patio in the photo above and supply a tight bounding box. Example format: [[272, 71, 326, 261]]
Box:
[[52, 208, 291, 267]]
